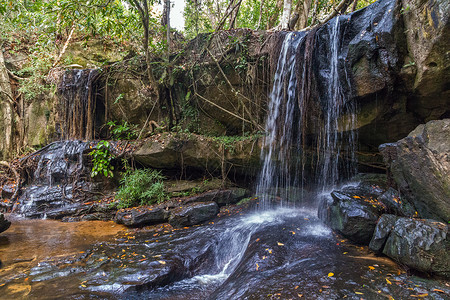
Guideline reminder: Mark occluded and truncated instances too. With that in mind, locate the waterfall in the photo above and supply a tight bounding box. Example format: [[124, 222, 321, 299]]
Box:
[[257, 16, 357, 207], [57, 69, 98, 140]]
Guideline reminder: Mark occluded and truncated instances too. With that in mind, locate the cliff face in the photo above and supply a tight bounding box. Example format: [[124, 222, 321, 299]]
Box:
[[2, 0, 449, 165]]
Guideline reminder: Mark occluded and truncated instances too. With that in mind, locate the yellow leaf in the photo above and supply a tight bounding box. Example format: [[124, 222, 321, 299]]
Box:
[[81, 284, 87, 288], [256, 263, 259, 271], [297, 294, 303, 298], [353, 196, 361, 199], [343, 252, 348, 254], [158, 260, 166, 265], [368, 266, 375, 270], [433, 289, 445, 293], [328, 272, 334, 277], [294, 286, 299, 289], [277, 242, 285, 246], [386, 278, 392, 285], [355, 292, 363, 295]]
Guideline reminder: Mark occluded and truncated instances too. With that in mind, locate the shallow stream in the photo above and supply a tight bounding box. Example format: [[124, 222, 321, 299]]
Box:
[[1, 208, 448, 299]]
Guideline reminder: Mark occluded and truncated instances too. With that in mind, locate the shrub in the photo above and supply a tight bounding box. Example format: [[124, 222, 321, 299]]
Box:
[[114, 169, 167, 208], [90, 140, 114, 178]]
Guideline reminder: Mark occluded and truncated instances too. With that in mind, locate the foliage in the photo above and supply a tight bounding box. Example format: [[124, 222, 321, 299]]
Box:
[[107, 121, 138, 140], [114, 168, 167, 208], [89, 140, 114, 178], [183, 0, 378, 37]]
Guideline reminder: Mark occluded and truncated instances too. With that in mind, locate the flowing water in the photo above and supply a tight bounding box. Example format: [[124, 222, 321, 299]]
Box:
[[257, 17, 357, 207]]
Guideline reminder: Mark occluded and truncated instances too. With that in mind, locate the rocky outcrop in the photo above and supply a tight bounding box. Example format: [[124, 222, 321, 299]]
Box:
[[168, 202, 219, 228], [370, 216, 450, 278], [133, 133, 262, 176], [401, 0, 450, 122], [380, 119, 450, 222], [318, 183, 385, 244], [0, 213, 10, 234]]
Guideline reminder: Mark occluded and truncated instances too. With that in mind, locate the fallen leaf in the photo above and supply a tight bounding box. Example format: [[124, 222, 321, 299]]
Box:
[[432, 289, 445, 293], [355, 292, 363, 295], [386, 278, 392, 285], [294, 286, 299, 289], [297, 294, 303, 298], [256, 263, 259, 271], [368, 266, 375, 270], [255, 238, 260, 242], [353, 196, 361, 199], [277, 242, 285, 246], [158, 260, 166, 265], [328, 272, 334, 277]]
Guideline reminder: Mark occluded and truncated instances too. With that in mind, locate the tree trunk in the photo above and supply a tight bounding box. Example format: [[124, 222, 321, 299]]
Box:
[[0, 50, 14, 160], [256, 0, 265, 29], [268, 0, 284, 28], [294, 0, 313, 30], [280, 0, 293, 29]]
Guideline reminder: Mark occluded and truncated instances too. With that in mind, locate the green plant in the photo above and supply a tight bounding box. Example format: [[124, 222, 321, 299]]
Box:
[[107, 121, 138, 140], [114, 169, 167, 208], [90, 140, 114, 178]]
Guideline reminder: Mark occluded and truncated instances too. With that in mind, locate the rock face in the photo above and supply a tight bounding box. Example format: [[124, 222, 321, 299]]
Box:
[[370, 216, 450, 278], [380, 119, 450, 222], [0, 213, 10, 234], [133, 133, 262, 176], [168, 202, 219, 228], [318, 183, 385, 244]]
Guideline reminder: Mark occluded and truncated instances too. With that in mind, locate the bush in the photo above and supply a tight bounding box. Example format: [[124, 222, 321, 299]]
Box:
[[114, 169, 167, 208], [90, 140, 114, 178]]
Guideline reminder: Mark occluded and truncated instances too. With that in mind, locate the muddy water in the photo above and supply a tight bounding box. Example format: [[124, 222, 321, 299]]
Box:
[[0, 216, 126, 299]]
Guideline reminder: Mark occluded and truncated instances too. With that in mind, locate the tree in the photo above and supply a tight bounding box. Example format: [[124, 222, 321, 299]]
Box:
[[128, 0, 159, 98]]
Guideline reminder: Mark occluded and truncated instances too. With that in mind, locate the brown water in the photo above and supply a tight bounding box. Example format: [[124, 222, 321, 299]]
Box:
[[0, 216, 126, 299]]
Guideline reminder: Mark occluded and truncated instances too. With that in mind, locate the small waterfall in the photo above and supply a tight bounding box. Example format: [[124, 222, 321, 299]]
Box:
[[17, 141, 90, 218], [57, 69, 99, 140], [257, 16, 357, 207]]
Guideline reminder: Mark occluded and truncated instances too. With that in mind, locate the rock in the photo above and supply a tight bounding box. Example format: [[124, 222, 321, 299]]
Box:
[[369, 214, 399, 253], [379, 119, 450, 222], [378, 188, 416, 217], [382, 217, 450, 278], [184, 188, 249, 206], [133, 133, 262, 176], [115, 207, 169, 227], [401, 0, 450, 121], [168, 202, 219, 228], [319, 184, 385, 244], [0, 213, 11, 234]]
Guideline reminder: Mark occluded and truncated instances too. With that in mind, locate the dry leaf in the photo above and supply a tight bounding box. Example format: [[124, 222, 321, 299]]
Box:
[[277, 242, 285, 246], [256, 263, 259, 271], [368, 266, 375, 270], [386, 278, 392, 285], [158, 260, 166, 265], [328, 272, 334, 277]]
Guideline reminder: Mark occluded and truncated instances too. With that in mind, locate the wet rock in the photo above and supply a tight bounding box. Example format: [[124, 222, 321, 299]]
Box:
[[380, 119, 450, 222], [0, 213, 11, 234], [168, 202, 219, 228], [378, 188, 416, 217], [115, 207, 169, 227], [184, 188, 249, 206], [369, 214, 399, 253], [319, 184, 385, 244], [382, 217, 450, 278]]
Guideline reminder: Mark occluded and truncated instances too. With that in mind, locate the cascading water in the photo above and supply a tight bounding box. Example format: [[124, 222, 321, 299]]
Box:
[[256, 32, 307, 208], [58, 69, 98, 140], [257, 16, 357, 206]]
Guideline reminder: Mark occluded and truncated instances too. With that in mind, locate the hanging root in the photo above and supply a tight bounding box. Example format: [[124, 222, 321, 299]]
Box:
[[0, 161, 21, 202]]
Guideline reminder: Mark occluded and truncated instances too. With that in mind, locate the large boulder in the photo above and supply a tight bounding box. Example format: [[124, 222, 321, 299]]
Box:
[[0, 213, 10, 234], [318, 183, 385, 244], [379, 119, 450, 222], [168, 201, 219, 228], [132, 133, 262, 176], [370, 216, 450, 278]]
